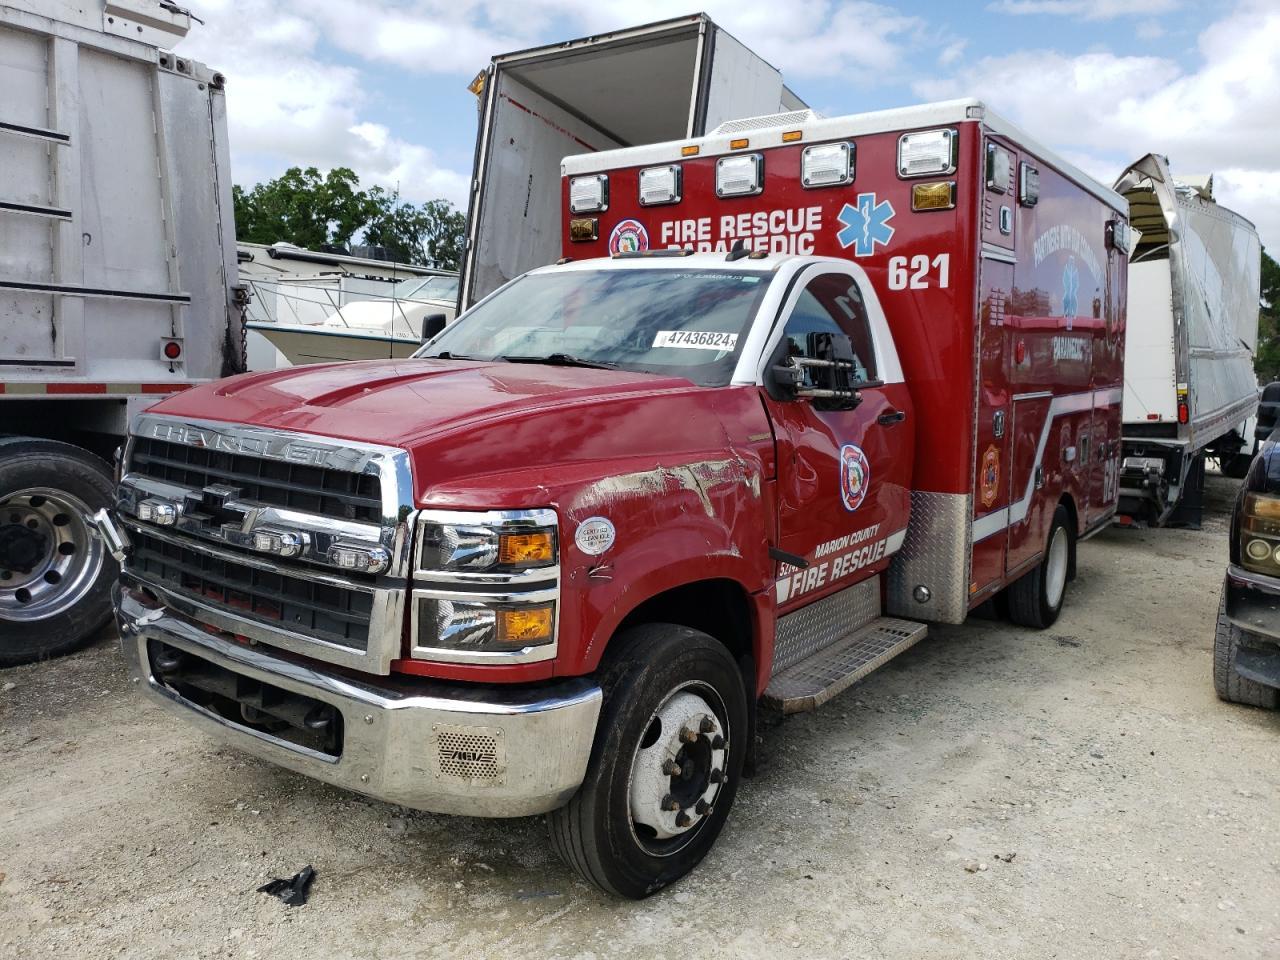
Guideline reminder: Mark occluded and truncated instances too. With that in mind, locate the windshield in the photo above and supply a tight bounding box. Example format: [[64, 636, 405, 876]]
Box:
[[391, 275, 459, 301], [415, 267, 771, 386]]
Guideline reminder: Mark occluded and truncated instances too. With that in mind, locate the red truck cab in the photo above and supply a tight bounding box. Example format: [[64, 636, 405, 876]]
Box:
[[100, 99, 1128, 899]]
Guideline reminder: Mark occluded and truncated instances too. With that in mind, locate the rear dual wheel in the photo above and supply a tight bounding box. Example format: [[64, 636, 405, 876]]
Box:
[[0, 439, 115, 667], [549, 624, 747, 899], [1007, 504, 1073, 629]]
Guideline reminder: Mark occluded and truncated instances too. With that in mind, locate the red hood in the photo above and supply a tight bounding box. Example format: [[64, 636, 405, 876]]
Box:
[[152, 358, 695, 448]]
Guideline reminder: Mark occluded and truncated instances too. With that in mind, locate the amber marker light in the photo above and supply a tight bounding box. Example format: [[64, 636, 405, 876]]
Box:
[[496, 605, 555, 646], [729, 138, 750, 150], [781, 130, 803, 143], [498, 530, 555, 566], [681, 145, 700, 157], [912, 181, 956, 211]]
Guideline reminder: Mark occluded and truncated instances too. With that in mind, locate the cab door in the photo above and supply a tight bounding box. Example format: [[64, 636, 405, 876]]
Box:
[[759, 267, 913, 613]]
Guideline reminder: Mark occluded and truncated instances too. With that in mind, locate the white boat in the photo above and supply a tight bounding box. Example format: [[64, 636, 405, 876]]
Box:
[[248, 274, 459, 364]]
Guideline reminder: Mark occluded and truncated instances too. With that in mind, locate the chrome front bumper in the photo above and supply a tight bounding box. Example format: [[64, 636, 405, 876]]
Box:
[[114, 587, 602, 817]]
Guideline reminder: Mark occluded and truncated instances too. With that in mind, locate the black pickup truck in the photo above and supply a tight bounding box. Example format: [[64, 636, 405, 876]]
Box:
[[1215, 384, 1280, 710]]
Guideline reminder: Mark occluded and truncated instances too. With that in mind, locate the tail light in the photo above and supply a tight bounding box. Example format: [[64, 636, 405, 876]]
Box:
[[1239, 493, 1280, 575], [162, 338, 183, 361], [1177, 400, 1189, 424]]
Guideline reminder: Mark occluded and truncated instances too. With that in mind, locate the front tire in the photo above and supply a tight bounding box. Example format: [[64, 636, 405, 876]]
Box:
[[548, 623, 748, 899], [1213, 586, 1279, 709], [0, 438, 115, 667], [1007, 504, 1073, 629]]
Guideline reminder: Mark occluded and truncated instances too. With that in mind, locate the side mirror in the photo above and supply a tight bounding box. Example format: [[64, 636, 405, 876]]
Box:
[[420, 313, 447, 343], [771, 331, 862, 410]]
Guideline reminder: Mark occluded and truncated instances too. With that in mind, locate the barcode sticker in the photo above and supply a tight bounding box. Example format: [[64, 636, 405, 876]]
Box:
[[652, 330, 739, 351]]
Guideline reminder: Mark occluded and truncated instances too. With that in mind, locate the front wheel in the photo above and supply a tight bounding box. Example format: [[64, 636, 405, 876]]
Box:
[[1213, 586, 1279, 709], [0, 439, 116, 667], [548, 623, 748, 899], [1007, 504, 1073, 629]]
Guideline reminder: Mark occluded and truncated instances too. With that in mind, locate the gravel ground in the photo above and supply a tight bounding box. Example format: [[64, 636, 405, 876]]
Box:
[[2, 473, 1278, 960]]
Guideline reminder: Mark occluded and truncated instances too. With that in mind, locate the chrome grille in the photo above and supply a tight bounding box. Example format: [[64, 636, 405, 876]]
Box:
[[119, 414, 414, 674], [131, 530, 373, 650], [130, 435, 382, 522]]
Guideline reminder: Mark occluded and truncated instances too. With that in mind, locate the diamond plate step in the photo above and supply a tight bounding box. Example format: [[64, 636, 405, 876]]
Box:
[[762, 617, 928, 714]]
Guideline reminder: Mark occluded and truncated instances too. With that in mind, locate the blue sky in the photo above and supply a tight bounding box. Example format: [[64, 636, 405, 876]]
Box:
[[178, 0, 1280, 251]]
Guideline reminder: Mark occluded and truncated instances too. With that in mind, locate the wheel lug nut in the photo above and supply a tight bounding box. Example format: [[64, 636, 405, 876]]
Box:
[[679, 727, 698, 743], [710, 735, 725, 750], [695, 799, 711, 815], [661, 794, 680, 811], [675, 811, 692, 828], [662, 759, 682, 777], [709, 769, 724, 784], [699, 717, 715, 734]]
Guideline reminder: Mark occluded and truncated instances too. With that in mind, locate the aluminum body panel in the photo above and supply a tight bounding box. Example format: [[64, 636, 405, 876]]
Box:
[[0, 3, 242, 385], [772, 576, 880, 674], [1116, 154, 1260, 449], [115, 587, 602, 817], [886, 491, 972, 624]]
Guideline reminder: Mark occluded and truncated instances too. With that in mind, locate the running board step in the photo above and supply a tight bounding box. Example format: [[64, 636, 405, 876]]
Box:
[[762, 617, 928, 714]]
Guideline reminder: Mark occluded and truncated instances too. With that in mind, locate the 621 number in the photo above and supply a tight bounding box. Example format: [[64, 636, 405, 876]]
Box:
[[887, 254, 950, 290]]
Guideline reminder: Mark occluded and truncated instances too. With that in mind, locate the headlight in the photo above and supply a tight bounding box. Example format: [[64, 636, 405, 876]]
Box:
[[417, 509, 557, 572], [418, 598, 556, 653], [1239, 493, 1280, 575], [412, 508, 560, 664]]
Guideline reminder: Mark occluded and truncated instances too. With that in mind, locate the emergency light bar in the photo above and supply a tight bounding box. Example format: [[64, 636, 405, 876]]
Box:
[[898, 129, 957, 177], [801, 142, 854, 188], [639, 165, 681, 205], [569, 174, 608, 213], [716, 154, 763, 197]]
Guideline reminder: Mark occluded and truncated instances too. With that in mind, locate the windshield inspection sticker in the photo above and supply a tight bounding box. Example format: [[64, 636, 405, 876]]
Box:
[[575, 517, 616, 556], [653, 330, 739, 351]]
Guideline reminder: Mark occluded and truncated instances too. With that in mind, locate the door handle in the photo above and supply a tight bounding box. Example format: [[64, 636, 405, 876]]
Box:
[[877, 409, 906, 426]]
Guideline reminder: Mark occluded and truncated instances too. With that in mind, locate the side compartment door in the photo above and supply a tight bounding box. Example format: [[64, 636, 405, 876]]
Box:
[[760, 268, 913, 612]]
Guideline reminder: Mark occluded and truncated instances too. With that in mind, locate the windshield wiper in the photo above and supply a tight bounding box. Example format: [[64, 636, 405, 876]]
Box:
[[502, 353, 618, 370], [426, 351, 489, 361]]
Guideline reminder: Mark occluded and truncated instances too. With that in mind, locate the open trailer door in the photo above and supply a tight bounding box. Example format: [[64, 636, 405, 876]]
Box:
[[459, 14, 804, 309]]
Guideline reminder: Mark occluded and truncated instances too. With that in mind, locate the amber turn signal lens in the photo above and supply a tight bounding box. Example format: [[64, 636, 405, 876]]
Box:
[[498, 531, 555, 565], [496, 605, 554, 645], [1245, 493, 1280, 520], [568, 217, 598, 242], [912, 181, 956, 211]]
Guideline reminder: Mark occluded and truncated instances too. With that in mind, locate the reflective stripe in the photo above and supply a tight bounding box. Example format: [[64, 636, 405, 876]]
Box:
[[972, 385, 1119, 543], [0, 382, 197, 396]]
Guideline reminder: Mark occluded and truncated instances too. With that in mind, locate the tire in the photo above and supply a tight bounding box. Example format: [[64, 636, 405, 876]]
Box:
[[1221, 452, 1253, 480], [1213, 586, 1279, 709], [548, 623, 749, 899], [1007, 504, 1073, 629], [0, 438, 116, 667]]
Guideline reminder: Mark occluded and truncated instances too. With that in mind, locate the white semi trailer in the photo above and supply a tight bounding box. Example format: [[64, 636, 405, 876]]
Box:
[[1115, 155, 1262, 526], [459, 13, 806, 309], [0, 0, 244, 663]]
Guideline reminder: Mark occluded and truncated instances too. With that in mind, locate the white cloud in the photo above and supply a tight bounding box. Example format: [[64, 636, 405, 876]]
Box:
[[938, 39, 968, 67], [986, 0, 1179, 18], [915, 0, 1280, 251], [177, 0, 470, 207]]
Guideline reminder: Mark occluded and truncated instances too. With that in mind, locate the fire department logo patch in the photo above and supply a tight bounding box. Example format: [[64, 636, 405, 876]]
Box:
[[980, 443, 1001, 509], [608, 219, 649, 255], [839, 443, 870, 512]]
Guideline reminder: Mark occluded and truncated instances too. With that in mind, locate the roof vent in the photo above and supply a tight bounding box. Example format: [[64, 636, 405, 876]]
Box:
[[713, 110, 821, 135]]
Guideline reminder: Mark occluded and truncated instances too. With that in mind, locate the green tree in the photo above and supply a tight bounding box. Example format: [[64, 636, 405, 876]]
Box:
[[1255, 249, 1280, 385], [233, 167, 373, 249], [362, 190, 467, 270], [233, 168, 466, 269]]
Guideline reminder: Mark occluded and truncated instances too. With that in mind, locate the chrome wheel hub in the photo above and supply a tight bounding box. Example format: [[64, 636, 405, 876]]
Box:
[[0, 488, 104, 621], [629, 689, 727, 841], [1045, 525, 1068, 609]]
